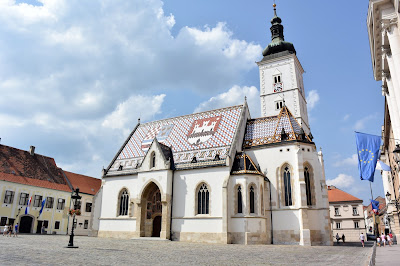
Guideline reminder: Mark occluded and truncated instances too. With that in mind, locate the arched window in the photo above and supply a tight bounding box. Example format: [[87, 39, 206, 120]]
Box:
[[150, 152, 156, 168], [304, 166, 312, 206], [237, 186, 243, 214], [197, 183, 209, 214], [260, 186, 264, 215], [119, 189, 129, 216], [283, 166, 292, 206], [250, 185, 255, 214]]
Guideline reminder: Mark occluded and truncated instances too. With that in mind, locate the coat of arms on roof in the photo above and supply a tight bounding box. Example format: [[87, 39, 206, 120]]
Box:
[[187, 116, 221, 145]]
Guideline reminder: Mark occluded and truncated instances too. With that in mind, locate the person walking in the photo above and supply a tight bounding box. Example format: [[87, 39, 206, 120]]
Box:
[[3, 224, 9, 236], [7, 225, 12, 237], [41, 225, 45, 234], [387, 234, 392, 247], [342, 234, 346, 243], [13, 223, 18, 237], [381, 233, 386, 247], [360, 233, 365, 247], [336, 233, 340, 243], [377, 236, 381, 247]]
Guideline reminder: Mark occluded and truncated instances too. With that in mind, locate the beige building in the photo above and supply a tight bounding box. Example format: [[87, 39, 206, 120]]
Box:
[[367, 0, 400, 240], [64, 171, 101, 236], [328, 186, 366, 242], [0, 144, 99, 236]]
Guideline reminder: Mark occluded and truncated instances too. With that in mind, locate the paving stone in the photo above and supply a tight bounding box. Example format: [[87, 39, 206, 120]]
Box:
[[0, 235, 372, 265]]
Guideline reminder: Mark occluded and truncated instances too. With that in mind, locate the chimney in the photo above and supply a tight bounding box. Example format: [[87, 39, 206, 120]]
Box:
[[29, 146, 35, 156]]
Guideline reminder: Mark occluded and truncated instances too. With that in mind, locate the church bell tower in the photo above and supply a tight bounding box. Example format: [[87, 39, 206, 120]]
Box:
[[257, 4, 310, 133]]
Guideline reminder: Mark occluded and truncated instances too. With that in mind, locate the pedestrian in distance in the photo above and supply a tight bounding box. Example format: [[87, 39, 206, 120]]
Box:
[[377, 236, 381, 247], [342, 234, 345, 243], [381, 233, 386, 247], [336, 233, 340, 243], [389, 232, 393, 245], [8, 225, 12, 237], [3, 224, 9, 236], [386, 234, 392, 247], [41, 225, 45, 234], [360, 233, 365, 247], [13, 223, 18, 237]]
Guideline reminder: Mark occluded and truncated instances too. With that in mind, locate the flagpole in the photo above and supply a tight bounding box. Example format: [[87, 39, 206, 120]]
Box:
[[370, 181, 378, 237]]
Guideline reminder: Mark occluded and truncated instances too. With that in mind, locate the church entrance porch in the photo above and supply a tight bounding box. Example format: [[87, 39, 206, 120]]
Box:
[[137, 181, 171, 239]]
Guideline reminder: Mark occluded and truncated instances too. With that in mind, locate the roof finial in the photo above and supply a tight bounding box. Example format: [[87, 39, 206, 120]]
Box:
[[273, 1, 277, 17]]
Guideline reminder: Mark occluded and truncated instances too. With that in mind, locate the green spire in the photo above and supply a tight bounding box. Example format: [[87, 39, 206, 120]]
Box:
[[262, 3, 296, 57]]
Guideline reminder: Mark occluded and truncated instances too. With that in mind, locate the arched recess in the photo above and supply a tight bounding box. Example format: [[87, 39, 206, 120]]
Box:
[[304, 162, 315, 206], [280, 163, 294, 207], [150, 151, 156, 168], [195, 181, 211, 215], [248, 183, 257, 215], [19, 215, 35, 233], [117, 188, 130, 216], [234, 184, 243, 214], [139, 181, 163, 237]]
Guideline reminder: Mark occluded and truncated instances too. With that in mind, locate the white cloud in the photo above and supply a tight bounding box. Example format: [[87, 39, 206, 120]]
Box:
[[326, 174, 355, 189], [306, 90, 319, 110], [194, 85, 261, 117], [333, 154, 358, 167], [354, 114, 377, 131], [0, 0, 263, 177], [102, 94, 165, 131], [343, 114, 350, 121]]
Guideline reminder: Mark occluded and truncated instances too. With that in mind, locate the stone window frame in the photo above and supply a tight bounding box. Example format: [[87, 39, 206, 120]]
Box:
[[33, 195, 43, 207], [248, 183, 257, 215], [303, 162, 316, 206], [279, 163, 294, 207], [354, 221, 359, 229], [117, 188, 130, 217], [352, 206, 358, 216], [150, 151, 156, 168], [195, 181, 211, 216], [234, 183, 244, 214], [4, 190, 14, 204]]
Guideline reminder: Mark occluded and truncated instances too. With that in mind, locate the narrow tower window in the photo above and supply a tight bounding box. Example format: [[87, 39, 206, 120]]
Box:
[[150, 152, 156, 168], [119, 189, 129, 216], [197, 183, 209, 214], [237, 186, 243, 214], [283, 166, 292, 206], [304, 167, 312, 206], [250, 186, 255, 213]]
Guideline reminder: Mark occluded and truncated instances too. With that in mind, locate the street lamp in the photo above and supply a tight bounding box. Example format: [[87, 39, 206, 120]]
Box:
[[66, 187, 81, 248]]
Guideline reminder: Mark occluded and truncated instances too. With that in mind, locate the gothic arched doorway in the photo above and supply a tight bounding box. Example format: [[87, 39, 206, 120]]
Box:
[[19, 215, 34, 233], [152, 216, 162, 237], [140, 182, 162, 237]]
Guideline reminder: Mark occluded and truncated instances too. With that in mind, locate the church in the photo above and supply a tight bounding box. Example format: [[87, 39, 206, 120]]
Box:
[[97, 5, 332, 246]]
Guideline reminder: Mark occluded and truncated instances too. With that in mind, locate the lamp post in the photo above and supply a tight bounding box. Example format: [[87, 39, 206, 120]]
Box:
[[66, 187, 81, 248]]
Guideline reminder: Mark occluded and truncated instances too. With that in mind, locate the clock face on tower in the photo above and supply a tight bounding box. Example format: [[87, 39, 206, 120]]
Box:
[[274, 82, 283, 92]]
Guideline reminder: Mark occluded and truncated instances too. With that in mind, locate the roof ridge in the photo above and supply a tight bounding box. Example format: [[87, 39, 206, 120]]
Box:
[[0, 144, 54, 160], [140, 104, 244, 126]]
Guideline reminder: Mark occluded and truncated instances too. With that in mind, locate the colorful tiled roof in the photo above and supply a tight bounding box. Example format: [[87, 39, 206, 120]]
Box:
[[327, 186, 362, 203], [63, 171, 101, 195], [244, 106, 311, 148], [0, 144, 71, 192], [107, 105, 244, 172]]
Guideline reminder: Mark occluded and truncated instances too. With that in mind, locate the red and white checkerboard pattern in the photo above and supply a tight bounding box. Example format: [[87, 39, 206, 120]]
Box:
[[117, 105, 243, 162]]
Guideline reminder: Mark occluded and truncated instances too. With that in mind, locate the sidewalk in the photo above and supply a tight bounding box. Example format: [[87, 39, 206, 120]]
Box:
[[375, 243, 400, 265]]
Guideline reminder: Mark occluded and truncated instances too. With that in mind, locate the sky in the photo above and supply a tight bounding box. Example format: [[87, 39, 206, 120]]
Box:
[[0, 0, 385, 204]]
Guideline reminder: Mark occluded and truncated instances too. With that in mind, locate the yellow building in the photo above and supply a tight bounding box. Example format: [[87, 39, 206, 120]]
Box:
[[0, 144, 99, 235]]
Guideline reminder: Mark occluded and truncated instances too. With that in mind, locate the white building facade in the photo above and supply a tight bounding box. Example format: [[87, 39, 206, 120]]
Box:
[[98, 7, 332, 246], [367, 0, 400, 240]]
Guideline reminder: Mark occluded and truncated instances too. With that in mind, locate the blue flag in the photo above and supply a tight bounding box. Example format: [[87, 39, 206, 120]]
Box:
[[355, 132, 381, 182], [378, 160, 391, 171], [39, 198, 46, 216]]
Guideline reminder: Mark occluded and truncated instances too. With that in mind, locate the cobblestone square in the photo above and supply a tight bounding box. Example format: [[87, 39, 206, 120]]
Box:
[[0, 235, 373, 265]]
